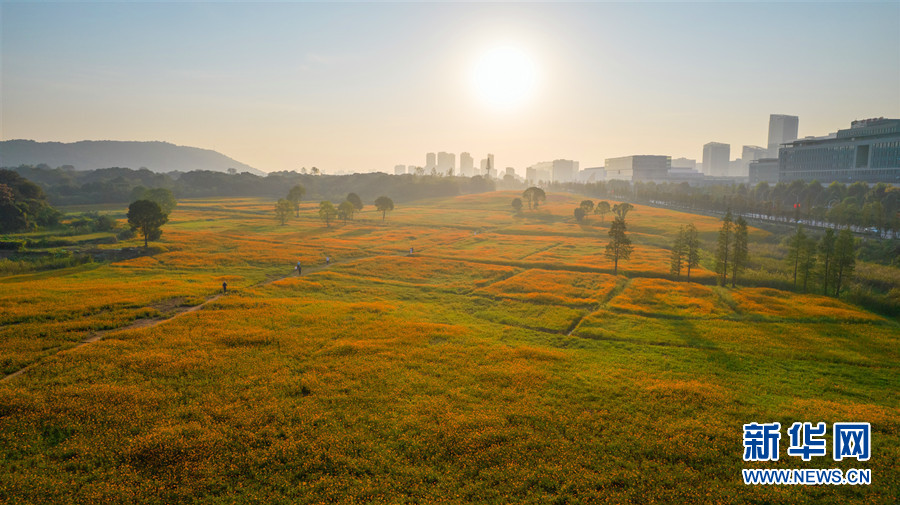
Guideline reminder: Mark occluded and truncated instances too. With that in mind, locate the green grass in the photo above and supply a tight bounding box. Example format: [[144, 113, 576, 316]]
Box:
[[0, 191, 897, 504]]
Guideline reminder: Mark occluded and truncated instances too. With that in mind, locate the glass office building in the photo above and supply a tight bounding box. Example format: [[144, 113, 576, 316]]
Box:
[[779, 118, 900, 184]]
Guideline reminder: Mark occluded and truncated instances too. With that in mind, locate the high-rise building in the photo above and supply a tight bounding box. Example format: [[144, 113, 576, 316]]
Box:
[[526, 162, 551, 183], [779, 118, 900, 183], [394, 165, 407, 175], [736, 145, 769, 177], [604, 155, 670, 182], [425, 153, 436, 171], [551, 159, 578, 182], [480, 154, 494, 178], [505, 167, 516, 178], [702, 142, 730, 176], [459, 152, 474, 177], [767, 114, 799, 158], [437, 152, 455, 174], [742, 145, 768, 162]]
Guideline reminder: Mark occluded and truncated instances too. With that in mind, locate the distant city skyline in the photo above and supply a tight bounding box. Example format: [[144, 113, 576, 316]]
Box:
[[2, 1, 897, 173]]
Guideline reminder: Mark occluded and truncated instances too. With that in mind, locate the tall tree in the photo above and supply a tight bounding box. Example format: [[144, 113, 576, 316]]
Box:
[[832, 228, 856, 297], [275, 198, 292, 225], [670, 225, 686, 279], [798, 234, 817, 293], [683, 223, 701, 281], [817, 229, 836, 296], [715, 211, 734, 286], [318, 201, 337, 227], [374, 196, 394, 221], [522, 187, 546, 210], [580, 200, 594, 214], [605, 217, 633, 275], [142, 187, 177, 214], [612, 202, 634, 220], [338, 200, 355, 224], [731, 216, 749, 288], [594, 201, 611, 223], [786, 225, 807, 289], [127, 199, 168, 248], [346, 193, 363, 213], [287, 185, 306, 217]]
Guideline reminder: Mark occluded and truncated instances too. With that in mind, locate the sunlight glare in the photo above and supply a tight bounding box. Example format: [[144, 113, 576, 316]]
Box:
[[470, 45, 538, 111]]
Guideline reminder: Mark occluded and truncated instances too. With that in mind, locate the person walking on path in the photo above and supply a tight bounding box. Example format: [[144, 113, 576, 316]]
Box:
[[325, 256, 330, 266], [409, 247, 414, 255], [222, 281, 227, 294], [296, 261, 302, 276]]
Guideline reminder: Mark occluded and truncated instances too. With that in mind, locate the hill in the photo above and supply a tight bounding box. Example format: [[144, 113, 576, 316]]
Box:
[[0, 139, 264, 175]]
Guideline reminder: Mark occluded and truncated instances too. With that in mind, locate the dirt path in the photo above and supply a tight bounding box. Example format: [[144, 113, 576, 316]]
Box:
[[0, 227, 601, 384], [565, 277, 632, 337], [1, 251, 419, 384], [3, 223, 564, 385]]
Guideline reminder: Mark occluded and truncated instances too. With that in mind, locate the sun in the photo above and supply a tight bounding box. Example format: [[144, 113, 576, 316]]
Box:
[[470, 45, 538, 110]]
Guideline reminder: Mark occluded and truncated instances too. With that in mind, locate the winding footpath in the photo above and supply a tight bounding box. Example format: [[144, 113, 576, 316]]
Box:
[[0, 253, 397, 383]]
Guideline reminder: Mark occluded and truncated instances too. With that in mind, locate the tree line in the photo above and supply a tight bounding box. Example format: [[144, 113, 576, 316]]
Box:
[[274, 185, 395, 227], [550, 179, 900, 237], [5, 165, 495, 206], [556, 190, 860, 298], [784, 226, 856, 297]]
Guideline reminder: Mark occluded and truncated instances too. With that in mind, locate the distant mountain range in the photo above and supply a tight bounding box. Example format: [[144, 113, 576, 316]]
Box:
[[0, 140, 264, 175]]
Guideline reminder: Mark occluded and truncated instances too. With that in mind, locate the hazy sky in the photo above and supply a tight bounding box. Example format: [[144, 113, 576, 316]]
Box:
[[2, 1, 898, 174]]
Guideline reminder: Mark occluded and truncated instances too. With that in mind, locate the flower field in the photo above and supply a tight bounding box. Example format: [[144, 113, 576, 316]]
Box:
[[1, 191, 897, 504]]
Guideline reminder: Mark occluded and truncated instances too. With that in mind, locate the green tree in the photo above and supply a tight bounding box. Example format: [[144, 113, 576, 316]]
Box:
[[605, 217, 633, 275], [715, 211, 734, 286], [786, 226, 807, 289], [318, 200, 337, 227], [798, 234, 817, 293], [143, 187, 177, 214], [346, 193, 363, 213], [338, 200, 355, 224], [670, 225, 686, 279], [612, 202, 634, 220], [127, 199, 168, 248], [574, 207, 586, 222], [817, 229, 836, 296], [522, 187, 546, 210], [683, 223, 701, 281], [275, 198, 292, 225], [594, 201, 611, 223], [287, 185, 306, 217], [580, 200, 594, 214], [832, 229, 856, 296], [0, 170, 61, 232], [374, 196, 394, 221], [130, 185, 148, 202], [861, 201, 884, 232], [511, 197, 523, 215], [731, 216, 749, 288]]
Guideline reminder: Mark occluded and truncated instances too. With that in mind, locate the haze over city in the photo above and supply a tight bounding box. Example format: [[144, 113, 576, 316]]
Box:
[[2, 1, 898, 174]]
